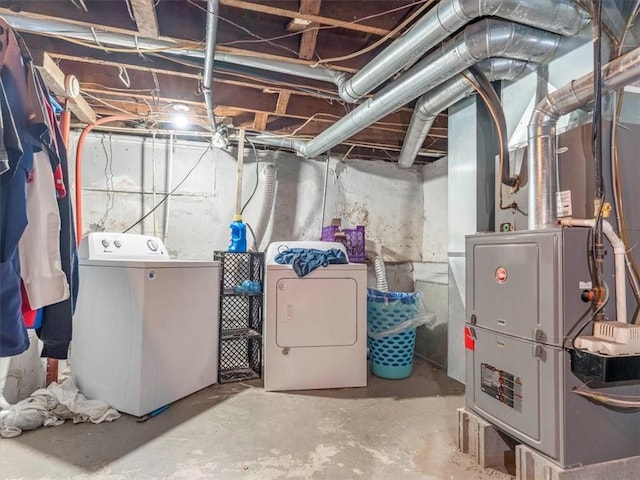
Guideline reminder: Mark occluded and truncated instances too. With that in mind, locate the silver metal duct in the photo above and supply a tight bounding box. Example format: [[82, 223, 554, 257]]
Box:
[[202, 0, 219, 132], [398, 58, 529, 168], [338, 0, 588, 103], [0, 12, 344, 86], [257, 19, 561, 159], [527, 45, 640, 229]]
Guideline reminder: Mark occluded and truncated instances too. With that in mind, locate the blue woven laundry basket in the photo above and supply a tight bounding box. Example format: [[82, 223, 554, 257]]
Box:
[[367, 289, 421, 379]]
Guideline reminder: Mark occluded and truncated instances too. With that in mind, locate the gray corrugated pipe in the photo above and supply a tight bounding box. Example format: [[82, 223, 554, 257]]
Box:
[[398, 58, 529, 168], [338, 0, 588, 103], [0, 13, 346, 86], [254, 19, 561, 159], [202, 0, 219, 132], [527, 45, 640, 229], [252, 164, 277, 251]]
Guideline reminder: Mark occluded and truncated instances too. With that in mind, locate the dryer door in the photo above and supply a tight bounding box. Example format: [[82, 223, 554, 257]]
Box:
[[276, 277, 358, 347]]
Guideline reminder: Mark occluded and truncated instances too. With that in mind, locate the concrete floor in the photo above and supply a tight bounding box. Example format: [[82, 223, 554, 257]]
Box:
[[1, 358, 512, 480]]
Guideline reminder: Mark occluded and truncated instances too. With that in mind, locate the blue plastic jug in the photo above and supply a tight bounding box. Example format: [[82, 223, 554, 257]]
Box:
[[228, 215, 247, 253]]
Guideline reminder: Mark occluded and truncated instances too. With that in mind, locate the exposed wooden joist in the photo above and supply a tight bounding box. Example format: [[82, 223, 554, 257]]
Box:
[[48, 52, 339, 102], [298, 0, 322, 61], [31, 51, 96, 123], [219, 0, 392, 37], [275, 90, 291, 115], [129, 0, 160, 38], [252, 111, 269, 131], [3, 9, 359, 74]]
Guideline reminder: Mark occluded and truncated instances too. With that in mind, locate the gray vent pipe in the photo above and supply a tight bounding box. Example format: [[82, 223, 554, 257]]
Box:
[[527, 45, 640, 229], [0, 13, 345, 86], [398, 58, 529, 168], [202, 0, 219, 132], [338, 0, 587, 103], [256, 19, 561, 159]]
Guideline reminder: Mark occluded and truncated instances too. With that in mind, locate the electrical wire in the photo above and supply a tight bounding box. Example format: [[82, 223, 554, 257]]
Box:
[[312, 0, 436, 66], [240, 138, 260, 215], [97, 133, 116, 230], [186, 0, 302, 58], [122, 140, 213, 233], [217, 0, 435, 49]]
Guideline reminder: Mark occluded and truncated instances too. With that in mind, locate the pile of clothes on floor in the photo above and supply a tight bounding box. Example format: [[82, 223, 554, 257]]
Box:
[[0, 379, 119, 438]]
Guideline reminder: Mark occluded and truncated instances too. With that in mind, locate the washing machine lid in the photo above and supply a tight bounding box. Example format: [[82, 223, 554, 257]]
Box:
[[79, 232, 170, 261], [79, 258, 219, 268], [265, 241, 348, 265]]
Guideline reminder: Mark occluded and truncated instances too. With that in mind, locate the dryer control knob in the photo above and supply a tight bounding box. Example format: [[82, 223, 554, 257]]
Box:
[[147, 239, 159, 251], [114, 240, 122, 248], [101, 239, 110, 248]]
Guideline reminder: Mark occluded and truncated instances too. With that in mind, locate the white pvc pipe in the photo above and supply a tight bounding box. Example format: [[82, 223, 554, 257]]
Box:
[[559, 218, 628, 323], [163, 134, 174, 245]]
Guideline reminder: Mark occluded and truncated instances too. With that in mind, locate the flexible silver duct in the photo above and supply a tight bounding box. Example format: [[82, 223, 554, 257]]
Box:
[[398, 58, 529, 168], [252, 164, 277, 251], [0, 13, 345, 86], [256, 19, 561, 159], [202, 0, 219, 132], [527, 45, 640, 229], [373, 256, 389, 292], [338, 0, 587, 103]]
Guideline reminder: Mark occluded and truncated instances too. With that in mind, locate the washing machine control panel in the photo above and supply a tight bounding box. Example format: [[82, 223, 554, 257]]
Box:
[[79, 233, 170, 260]]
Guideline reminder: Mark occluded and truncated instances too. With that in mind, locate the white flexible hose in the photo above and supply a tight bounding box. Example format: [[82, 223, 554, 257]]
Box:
[[253, 164, 277, 251], [374, 255, 389, 292]]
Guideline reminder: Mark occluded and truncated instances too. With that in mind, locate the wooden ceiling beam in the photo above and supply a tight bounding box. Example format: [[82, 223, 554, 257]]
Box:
[[129, 0, 160, 38], [252, 112, 269, 131], [275, 90, 291, 115], [31, 51, 96, 123], [297, 0, 322, 61], [219, 0, 392, 37]]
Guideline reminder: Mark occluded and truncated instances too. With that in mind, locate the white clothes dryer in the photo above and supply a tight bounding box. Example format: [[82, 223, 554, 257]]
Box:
[[72, 233, 220, 417], [264, 241, 367, 392]]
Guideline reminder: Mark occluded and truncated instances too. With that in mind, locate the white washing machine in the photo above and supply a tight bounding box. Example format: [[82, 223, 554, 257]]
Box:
[[72, 232, 220, 417], [264, 241, 367, 392]]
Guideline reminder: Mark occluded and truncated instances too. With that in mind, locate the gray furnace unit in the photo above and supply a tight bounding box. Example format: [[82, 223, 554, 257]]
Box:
[[465, 228, 640, 468]]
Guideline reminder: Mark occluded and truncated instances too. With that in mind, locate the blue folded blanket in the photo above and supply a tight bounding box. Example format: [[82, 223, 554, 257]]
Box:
[[274, 248, 348, 277]]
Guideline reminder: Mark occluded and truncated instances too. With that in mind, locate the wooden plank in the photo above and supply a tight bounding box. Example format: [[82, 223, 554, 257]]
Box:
[[219, 0, 392, 37], [31, 51, 96, 123], [252, 111, 269, 131], [129, 0, 160, 38], [275, 90, 291, 115], [298, 0, 322, 60], [51, 53, 340, 100]]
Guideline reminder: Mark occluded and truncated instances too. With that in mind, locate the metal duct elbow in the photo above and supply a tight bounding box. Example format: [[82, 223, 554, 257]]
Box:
[[528, 45, 640, 229], [398, 58, 528, 168], [460, 19, 561, 64], [249, 135, 309, 157], [338, 0, 585, 103], [250, 20, 560, 160]]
